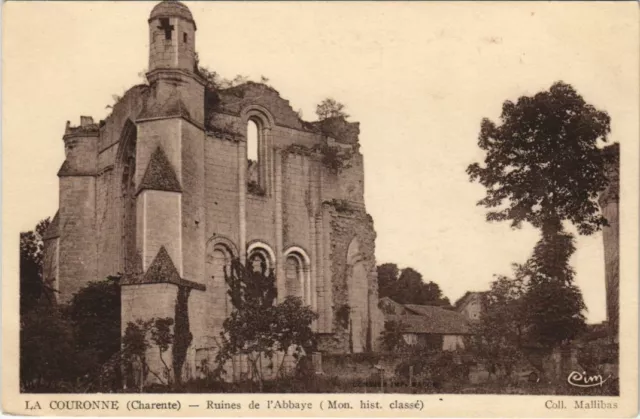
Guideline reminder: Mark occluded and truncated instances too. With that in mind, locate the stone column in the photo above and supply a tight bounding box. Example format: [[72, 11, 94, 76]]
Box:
[[274, 150, 285, 298], [238, 140, 247, 263], [322, 209, 333, 332], [260, 127, 269, 194], [599, 152, 619, 343], [315, 214, 324, 331]]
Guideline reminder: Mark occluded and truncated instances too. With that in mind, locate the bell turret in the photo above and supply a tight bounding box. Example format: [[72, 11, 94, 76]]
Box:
[[148, 1, 196, 73]]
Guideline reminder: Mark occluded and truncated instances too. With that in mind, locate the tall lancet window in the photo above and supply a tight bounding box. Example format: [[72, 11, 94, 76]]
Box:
[[246, 119, 265, 196], [118, 121, 138, 275]]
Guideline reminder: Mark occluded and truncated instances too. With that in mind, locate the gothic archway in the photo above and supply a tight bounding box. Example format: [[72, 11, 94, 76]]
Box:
[[205, 238, 236, 325], [117, 120, 138, 275]]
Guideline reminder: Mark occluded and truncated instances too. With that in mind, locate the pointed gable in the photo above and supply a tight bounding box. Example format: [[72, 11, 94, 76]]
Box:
[[121, 246, 205, 291], [137, 146, 182, 194]]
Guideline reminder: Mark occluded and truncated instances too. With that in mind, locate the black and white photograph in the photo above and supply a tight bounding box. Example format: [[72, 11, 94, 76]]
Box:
[[3, 0, 638, 416]]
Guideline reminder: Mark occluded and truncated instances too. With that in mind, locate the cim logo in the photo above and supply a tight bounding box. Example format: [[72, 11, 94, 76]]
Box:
[[567, 371, 612, 388]]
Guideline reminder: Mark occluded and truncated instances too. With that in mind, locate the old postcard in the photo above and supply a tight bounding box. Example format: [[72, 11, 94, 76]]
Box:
[[2, 0, 638, 417]]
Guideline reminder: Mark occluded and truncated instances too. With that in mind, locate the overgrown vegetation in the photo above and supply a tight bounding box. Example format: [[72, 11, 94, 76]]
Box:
[[194, 54, 270, 91], [318, 143, 353, 173], [213, 258, 318, 390], [377, 263, 451, 307], [20, 218, 53, 314], [121, 317, 180, 388], [466, 81, 618, 379], [316, 98, 350, 120], [247, 180, 266, 196], [380, 319, 408, 352]]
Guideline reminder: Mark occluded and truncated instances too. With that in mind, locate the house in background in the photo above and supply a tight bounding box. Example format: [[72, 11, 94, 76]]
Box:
[[379, 297, 472, 351], [454, 291, 488, 322]]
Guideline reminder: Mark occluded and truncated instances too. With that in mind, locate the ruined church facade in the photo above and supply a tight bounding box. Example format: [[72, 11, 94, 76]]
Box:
[[43, 1, 382, 379]]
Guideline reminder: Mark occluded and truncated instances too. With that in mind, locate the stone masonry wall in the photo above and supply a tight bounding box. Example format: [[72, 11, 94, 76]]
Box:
[[98, 85, 148, 153], [282, 153, 313, 250], [602, 201, 619, 336], [246, 195, 275, 246], [181, 121, 206, 283], [205, 135, 240, 246], [140, 191, 182, 272], [95, 168, 121, 280], [599, 145, 619, 341], [136, 119, 183, 188], [317, 202, 380, 353], [58, 176, 97, 303]]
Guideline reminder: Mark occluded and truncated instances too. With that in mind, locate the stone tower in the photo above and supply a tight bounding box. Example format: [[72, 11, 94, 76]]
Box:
[[43, 0, 383, 385], [148, 0, 197, 73], [599, 143, 619, 342]]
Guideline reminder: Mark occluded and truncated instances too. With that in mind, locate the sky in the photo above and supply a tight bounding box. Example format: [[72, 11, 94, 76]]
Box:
[[3, 1, 638, 323]]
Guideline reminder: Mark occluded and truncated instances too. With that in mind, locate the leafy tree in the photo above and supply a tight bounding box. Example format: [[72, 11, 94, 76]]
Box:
[[472, 267, 527, 378], [121, 318, 175, 388], [467, 82, 612, 351], [466, 81, 613, 236], [20, 305, 77, 391], [316, 98, 349, 120], [122, 319, 153, 390], [377, 264, 451, 307], [524, 277, 586, 347], [20, 218, 52, 313], [215, 259, 318, 389], [380, 319, 408, 352], [67, 278, 121, 372], [377, 263, 400, 299], [151, 317, 175, 383]]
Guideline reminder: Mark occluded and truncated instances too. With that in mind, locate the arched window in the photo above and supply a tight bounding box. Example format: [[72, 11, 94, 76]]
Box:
[[247, 242, 275, 275], [247, 119, 259, 164], [205, 239, 237, 320], [242, 107, 273, 197], [246, 119, 262, 194], [284, 247, 312, 305], [117, 120, 138, 275], [285, 255, 303, 299]]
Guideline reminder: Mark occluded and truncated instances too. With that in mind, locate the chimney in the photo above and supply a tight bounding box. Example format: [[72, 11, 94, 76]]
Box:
[[80, 116, 94, 127]]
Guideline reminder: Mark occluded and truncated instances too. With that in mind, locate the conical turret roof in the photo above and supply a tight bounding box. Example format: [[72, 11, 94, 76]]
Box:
[[150, 1, 193, 23]]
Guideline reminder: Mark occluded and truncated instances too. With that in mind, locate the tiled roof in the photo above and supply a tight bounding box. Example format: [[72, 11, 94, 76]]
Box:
[[137, 147, 182, 194], [121, 246, 205, 291], [382, 299, 472, 335], [453, 291, 488, 310]]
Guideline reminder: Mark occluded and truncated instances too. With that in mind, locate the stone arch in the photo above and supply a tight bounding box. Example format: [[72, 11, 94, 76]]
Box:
[[190, 236, 238, 378], [284, 246, 312, 304], [346, 236, 368, 353], [206, 235, 239, 259], [247, 240, 276, 274], [115, 119, 138, 275], [240, 104, 275, 129], [205, 236, 237, 321], [241, 105, 274, 194]]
